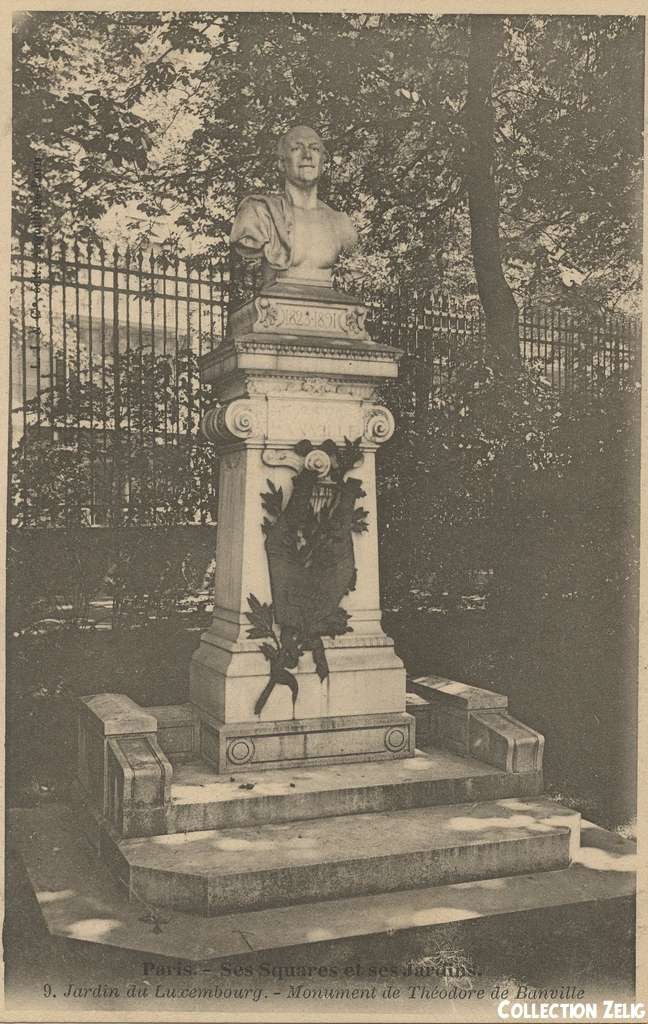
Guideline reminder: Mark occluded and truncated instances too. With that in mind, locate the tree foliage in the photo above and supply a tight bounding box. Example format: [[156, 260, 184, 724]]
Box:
[[377, 349, 640, 617], [13, 12, 643, 313]]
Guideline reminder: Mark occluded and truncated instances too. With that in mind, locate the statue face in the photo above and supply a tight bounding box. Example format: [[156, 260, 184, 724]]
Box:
[[279, 127, 324, 187]]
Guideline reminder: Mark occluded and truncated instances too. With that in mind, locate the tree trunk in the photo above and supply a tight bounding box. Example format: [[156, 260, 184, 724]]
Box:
[[465, 15, 519, 361]]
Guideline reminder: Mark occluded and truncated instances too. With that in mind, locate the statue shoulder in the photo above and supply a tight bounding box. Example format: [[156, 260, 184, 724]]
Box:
[[317, 203, 358, 249], [231, 193, 292, 271], [234, 193, 292, 234], [236, 192, 284, 214]]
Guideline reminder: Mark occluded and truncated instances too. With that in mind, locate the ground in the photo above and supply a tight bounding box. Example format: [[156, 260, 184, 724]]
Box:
[[4, 841, 635, 1018]]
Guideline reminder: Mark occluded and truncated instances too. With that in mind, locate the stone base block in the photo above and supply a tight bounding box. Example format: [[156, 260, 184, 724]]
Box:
[[196, 709, 416, 773], [226, 284, 372, 343], [76, 693, 172, 838], [409, 675, 544, 774], [190, 630, 407, 723]]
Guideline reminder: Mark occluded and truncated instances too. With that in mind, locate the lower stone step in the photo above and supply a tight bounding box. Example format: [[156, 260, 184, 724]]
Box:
[[8, 804, 634, 962], [116, 797, 580, 915]]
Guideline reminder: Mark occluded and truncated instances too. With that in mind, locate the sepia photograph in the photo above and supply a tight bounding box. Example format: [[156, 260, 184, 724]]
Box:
[[4, 5, 643, 1021]]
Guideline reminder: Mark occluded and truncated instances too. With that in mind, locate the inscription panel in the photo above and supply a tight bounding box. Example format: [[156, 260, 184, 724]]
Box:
[[266, 396, 364, 443], [254, 298, 368, 340]]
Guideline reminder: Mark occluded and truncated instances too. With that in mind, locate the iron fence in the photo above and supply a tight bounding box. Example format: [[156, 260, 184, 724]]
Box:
[[10, 237, 641, 527]]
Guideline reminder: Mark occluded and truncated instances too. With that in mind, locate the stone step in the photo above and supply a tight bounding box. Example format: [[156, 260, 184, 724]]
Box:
[[117, 797, 580, 915], [8, 804, 634, 963], [166, 748, 543, 834]]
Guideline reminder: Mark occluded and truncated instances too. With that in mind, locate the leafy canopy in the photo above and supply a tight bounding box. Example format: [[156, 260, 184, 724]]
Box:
[[13, 12, 643, 310]]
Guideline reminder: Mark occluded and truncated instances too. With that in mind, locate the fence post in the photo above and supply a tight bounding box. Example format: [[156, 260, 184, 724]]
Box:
[[112, 245, 122, 527]]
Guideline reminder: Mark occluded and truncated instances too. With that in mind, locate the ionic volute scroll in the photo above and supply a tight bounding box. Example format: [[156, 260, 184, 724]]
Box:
[[201, 399, 261, 444], [363, 406, 396, 445]]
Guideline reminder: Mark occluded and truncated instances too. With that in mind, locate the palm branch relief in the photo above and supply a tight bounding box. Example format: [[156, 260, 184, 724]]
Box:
[[246, 437, 368, 716]]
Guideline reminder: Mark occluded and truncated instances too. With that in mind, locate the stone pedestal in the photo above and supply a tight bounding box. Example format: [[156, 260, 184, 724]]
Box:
[[189, 280, 414, 771]]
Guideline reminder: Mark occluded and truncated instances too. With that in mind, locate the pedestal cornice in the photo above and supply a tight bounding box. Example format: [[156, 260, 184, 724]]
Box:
[[200, 334, 403, 402]]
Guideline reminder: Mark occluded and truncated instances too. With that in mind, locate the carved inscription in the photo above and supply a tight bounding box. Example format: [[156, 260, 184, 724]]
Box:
[[253, 298, 369, 340], [285, 307, 336, 331]]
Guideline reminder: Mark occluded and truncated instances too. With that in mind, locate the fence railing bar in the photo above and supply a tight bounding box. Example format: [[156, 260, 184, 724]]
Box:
[[185, 257, 193, 446], [123, 245, 134, 524], [46, 239, 55, 433], [219, 259, 227, 346], [162, 256, 169, 448], [60, 241, 68, 433], [18, 240, 29, 525], [196, 257, 204, 427], [137, 250, 144, 452], [124, 249, 132, 447], [208, 260, 216, 355], [31, 246, 43, 438], [99, 245, 108, 459], [149, 250, 157, 524], [12, 250, 231, 292], [173, 256, 181, 445], [111, 244, 122, 528], [86, 241, 96, 523], [12, 271, 224, 309], [73, 241, 83, 522]]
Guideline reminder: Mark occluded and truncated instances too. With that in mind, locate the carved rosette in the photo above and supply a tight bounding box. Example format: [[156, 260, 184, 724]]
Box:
[[226, 737, 255, 766], [201, 399, 259, 443], [303, 449, 332, 477], [384, 726, 407, 753], [363, 406, 396, 445], [344, 306, 368, 337], [256, 297, 281, 329]]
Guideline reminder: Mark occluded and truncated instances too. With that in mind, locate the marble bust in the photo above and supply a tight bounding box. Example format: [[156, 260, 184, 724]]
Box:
[[230, 125, 357, 287]]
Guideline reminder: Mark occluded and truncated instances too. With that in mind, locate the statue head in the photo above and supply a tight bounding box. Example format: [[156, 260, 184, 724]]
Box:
[[276, 125, 328, 189]]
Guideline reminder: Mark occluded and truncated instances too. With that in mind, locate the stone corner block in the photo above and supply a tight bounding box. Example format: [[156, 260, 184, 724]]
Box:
[[80, 693, 158, 735], [469, 711, 545, 774], [106, 735, 173, 838], [406, 675, 543, 774], [77, 692, 173, 837]]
